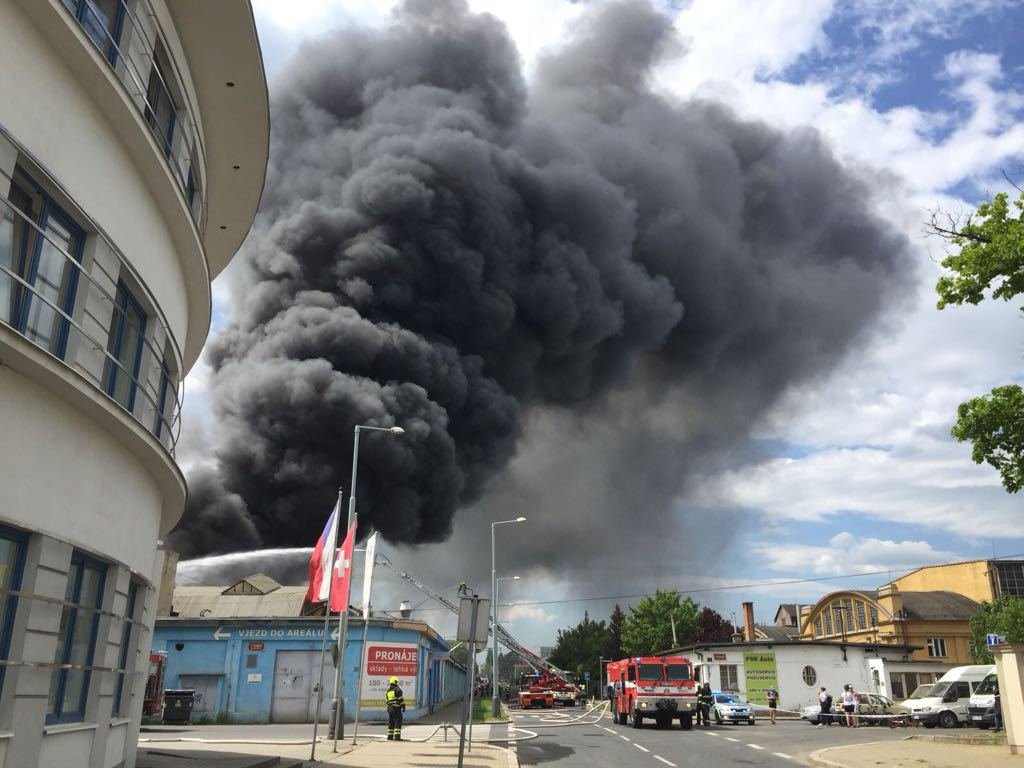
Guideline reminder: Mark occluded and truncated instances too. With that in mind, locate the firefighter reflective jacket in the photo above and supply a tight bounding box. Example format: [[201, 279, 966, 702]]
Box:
[[386, 685, 405, 711]]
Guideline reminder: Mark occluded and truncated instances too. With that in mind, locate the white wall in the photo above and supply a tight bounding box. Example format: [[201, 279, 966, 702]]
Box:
[[0, 0, 200, 360], [0, 363, 162, 576], [697, 645, 892, 712]]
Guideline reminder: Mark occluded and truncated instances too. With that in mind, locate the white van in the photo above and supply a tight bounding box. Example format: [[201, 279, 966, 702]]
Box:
[[967, 671, 999, 728], [905, 665, 996, 728]]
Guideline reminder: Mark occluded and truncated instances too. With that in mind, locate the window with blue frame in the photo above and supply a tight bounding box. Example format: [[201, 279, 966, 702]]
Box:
[[62, 0, 126, 65], [103, 281, 147, 412], [47, 553, 106, 724], [113, 581, 139, 716], [0, 169, 84, 359], [144, 44, 178, 159], [0, 526, 28, 697], [153, 348, 178, 440]]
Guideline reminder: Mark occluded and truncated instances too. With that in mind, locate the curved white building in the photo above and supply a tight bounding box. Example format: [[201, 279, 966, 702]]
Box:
[[0, 1, 268, 765]]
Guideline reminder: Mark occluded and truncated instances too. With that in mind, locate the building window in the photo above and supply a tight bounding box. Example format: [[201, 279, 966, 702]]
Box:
[[802, 666, 817, 686], [869, 605, 879, 627], [62, 0, 126, 65], [855, 600, 867, 631], [47, 553, 107, 724], [103, 281, 147, 412], [112, 581, 139, 716], [0, 525, 28, 696], [926, 638, 947, 658], [814, 616, 823, 637], [996, 562, 1024, 598], [720, 664, 738, 691], [823, 609, 833, 636], [153, 344, 178, 440], [0, 170, 84, 359], [144, 43, 178, 159]]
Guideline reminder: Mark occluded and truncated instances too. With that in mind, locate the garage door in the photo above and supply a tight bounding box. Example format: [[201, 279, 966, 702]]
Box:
[[270, 650, 333, 723]]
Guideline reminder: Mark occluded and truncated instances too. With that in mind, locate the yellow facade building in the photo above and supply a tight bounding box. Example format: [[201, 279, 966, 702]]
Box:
[[797, 560, 1024, 693]]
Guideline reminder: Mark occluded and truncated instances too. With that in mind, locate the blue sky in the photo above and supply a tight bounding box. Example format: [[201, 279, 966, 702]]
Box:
[[181, 0, 1024, 650]]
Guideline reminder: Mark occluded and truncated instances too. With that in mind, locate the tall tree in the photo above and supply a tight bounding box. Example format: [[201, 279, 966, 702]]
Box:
[[932, 190, 1024, 491], [604, 604, 625, 661], [969, 595, 1024, 663], [549, 612, 608, 687], [621, 590, 699, 655], [695, 606, 736, 642]]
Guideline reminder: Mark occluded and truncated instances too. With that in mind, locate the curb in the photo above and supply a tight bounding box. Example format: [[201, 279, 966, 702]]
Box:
[[909, 732, 1008, 746], [807, 739, 911, 768]]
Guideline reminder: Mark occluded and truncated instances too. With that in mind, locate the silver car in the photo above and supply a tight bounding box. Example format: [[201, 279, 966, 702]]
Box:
[[713, 692, 755, 725]]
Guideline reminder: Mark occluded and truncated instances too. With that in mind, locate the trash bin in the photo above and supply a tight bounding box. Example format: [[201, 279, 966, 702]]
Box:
[[162, 689, 196, 724]]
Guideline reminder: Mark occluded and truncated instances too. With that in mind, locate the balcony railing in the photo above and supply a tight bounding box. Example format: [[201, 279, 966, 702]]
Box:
[[60, 0, 206, 230], [0, 167, 183, 454]]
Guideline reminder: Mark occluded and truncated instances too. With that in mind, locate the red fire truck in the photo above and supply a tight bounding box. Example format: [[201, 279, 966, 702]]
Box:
[[607, 655, 698, 729], [518, 673, 556, 708]]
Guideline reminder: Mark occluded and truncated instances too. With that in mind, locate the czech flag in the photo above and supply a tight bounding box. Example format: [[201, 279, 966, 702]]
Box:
[[305, 499, 356, 612]]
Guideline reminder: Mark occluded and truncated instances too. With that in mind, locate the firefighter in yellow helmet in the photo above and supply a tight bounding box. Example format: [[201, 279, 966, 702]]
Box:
[[386, 676, 405, 740]]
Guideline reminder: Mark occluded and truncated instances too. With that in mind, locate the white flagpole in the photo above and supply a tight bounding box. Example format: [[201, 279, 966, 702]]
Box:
[[331, 512, 356, 751], [310, 490, 343, 762], [351, 532, 378, 743]]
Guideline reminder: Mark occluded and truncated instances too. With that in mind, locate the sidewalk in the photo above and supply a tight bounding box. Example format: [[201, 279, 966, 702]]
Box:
[[138, 739, 517, 768], [137, 708, 517, 768], [809, 737, 1024, 768]]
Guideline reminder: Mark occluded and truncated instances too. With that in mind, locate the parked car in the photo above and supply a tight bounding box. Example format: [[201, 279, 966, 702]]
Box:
[[800, 702, 829, 725], [712, 692, 755, 725], [856, 693, 909, 725], [905, 665, 995, 728], [801, 692, 907, 726], [967, 671, 999, 729]]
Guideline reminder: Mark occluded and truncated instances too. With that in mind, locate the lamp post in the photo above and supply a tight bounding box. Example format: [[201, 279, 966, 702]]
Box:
[[491, 517, 525, 717], [332, 424, 403, 750], [493, 575, 520, 705]]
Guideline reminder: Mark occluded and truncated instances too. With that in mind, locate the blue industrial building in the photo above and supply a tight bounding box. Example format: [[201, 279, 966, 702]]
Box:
[[153, 576, 466, 723]]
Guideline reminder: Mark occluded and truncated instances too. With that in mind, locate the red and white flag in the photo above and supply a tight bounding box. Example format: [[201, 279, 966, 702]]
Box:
[[305, 500, 356, 612]]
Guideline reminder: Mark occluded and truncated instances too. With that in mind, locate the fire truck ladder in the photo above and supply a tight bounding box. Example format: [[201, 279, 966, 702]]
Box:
[[374, 556, 571, 681]]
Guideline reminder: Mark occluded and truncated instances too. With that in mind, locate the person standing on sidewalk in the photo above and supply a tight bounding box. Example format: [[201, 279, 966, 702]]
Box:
[[817, 687, 833, 727], [386, 677, 406, 741], [766, 686, 778, 724], [993, 681, 1003, 732]]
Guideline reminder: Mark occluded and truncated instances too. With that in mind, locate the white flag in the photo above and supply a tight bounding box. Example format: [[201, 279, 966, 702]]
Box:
[[362, 532, 378, 616]]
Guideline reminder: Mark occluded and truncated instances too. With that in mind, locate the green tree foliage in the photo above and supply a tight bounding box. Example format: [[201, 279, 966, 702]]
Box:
[[621, 590, 699, 655], [447, 640, 469, 668], [969, 595, 1024, 663], [604, 603, 625, 661], [935, 192, 1024, 309], [549, 612, 608, 685], [695, 606, 736, 642], [932, 191, 1024, 492], [951, 385, 1024, 492]]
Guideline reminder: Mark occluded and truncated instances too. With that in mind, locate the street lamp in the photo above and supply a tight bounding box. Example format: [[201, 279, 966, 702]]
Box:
[[494, 575, 520, 701], [491, 517, 526, 717], [332, 423, 403, 749]]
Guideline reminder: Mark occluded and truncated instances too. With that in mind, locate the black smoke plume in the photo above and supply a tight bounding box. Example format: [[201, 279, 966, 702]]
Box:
[[169, 0, 912, 561]]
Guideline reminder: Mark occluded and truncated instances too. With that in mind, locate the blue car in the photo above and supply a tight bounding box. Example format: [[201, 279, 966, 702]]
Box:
[[713, 692, 756, 725]]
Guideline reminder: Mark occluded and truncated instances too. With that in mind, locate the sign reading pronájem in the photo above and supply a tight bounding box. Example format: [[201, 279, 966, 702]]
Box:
[[360, 643, 419, 708]]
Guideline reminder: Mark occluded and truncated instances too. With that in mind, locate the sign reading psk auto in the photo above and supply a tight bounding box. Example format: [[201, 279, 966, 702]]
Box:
[[987, 633, 1006, 647]]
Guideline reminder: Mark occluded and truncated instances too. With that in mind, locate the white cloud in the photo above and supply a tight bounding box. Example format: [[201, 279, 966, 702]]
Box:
[[752, 531, 961, 576]]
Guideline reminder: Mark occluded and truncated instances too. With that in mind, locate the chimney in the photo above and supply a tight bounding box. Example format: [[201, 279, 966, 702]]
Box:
[[742, 602, 755, 642]]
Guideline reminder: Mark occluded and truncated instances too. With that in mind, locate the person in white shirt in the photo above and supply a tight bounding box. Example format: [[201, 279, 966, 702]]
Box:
[[816, 687, 833, 727], [841, 685, 859, 727]]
